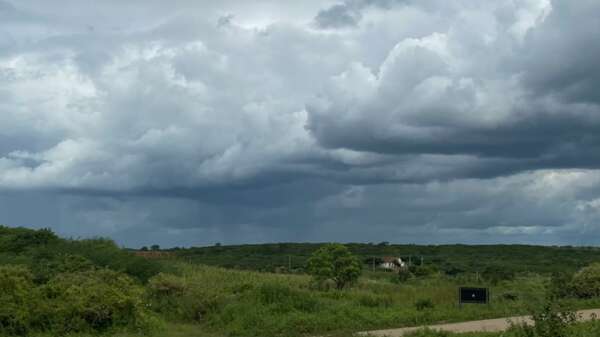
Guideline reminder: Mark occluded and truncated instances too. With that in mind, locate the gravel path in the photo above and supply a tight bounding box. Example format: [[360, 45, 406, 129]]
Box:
[[358, 309, 600, 336]]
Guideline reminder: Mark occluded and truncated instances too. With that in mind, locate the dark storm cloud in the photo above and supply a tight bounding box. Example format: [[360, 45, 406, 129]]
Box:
[[314, 3, 363, 28], [307, 1, 600, 176], [2, 0, 600, 247], [313, 0, 402, 29], [520, 1, 600, 104]]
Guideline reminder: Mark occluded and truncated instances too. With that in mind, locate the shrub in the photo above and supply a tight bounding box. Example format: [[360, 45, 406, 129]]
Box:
[[509, 297, 576, 337], [0, 227, 161, 283], [257, 283, 319, 313], [396, 268, 413, 283], [146, 272, 224, 322], [38, 269, 160, 334], [0, 266, 37, 335], [357, 294, 394, 308], [482, 265, 516, 284], [147, 273, 187, 298], [414, 298, 435, 311], [548, 272, 575, 299], [31, 253, 95, 284], [410, 265, 438, 278], [146, 273, 189, 318], [572, 263, 600, 298], [56, 238, 161, 282], [501, 291, 519, 301], [0, 227, 58, 254]]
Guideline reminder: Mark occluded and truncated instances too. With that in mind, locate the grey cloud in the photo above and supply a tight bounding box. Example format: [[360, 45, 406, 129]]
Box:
[[314, 0, 403, 29], [307, 1, 600, 177], [521, 1, 600, 104], [2, 0, 600, 246], [314, 3, 363, 28], [23, 170, 598, 247]]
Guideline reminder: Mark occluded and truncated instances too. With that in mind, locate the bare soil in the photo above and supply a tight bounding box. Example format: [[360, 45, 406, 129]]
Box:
[[359, 309, 600, 336]]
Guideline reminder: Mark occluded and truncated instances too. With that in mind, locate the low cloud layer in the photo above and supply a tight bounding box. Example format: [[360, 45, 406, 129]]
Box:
[[1, 0, 599, 247]]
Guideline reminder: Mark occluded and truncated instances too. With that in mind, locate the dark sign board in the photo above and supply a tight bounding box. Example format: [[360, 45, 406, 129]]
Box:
[[459, 287, 489, 304]]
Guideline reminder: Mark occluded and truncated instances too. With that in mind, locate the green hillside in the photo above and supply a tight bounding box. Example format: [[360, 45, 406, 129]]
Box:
[[174, 242, 600, 276], [3, 225, 600, 337]]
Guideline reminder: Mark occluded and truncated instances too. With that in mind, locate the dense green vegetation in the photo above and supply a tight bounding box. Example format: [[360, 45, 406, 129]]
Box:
[[3, 225, 600, 337], [0, 226, 163, 283], [173, 242, 600, 276], [307, 243, 362, 289], [0, 226, 165, 336]]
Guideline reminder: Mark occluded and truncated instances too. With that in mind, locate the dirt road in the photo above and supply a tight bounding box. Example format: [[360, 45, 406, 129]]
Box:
[[359, 309, 600, 336]]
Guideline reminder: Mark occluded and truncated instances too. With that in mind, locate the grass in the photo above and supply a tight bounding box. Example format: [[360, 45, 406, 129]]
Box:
[[140, 263, 600, 337], [4, 227, 600, 337], [17, 324, 221, 337]]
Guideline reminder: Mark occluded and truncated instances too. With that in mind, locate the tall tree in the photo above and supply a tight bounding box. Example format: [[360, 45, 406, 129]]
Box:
[[307, 243, 361, 289]]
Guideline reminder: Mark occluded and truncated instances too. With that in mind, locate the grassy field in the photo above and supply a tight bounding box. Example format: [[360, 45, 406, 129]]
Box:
[[3, 226, 600, 337], [14, 263, 600, 337], [131, 262, 600, 337]]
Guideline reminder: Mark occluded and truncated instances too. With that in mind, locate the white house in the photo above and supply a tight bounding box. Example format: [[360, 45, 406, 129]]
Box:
[[379, 256, 406, 271]]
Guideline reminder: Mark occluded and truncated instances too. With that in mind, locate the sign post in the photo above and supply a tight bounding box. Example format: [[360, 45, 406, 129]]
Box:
[[458, 287, 489, 308]]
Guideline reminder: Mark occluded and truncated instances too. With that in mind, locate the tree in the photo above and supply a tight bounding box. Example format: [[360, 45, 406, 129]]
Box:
[[572, 263, 600, 298], [307, 243, 361, 290], [150, 244, 160, 251], [140, 246, 149, 251]]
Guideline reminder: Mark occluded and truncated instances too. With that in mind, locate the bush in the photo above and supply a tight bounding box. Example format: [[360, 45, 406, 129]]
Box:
[[0, 227, 162, 283], [410, 265, 438, 278], [147, 273, 187, 298], [482, 265, 516, 284], [548, 272, 575, 299], [501, 291, 519, 301], [0, 266, 37, 335], [30, 253, 95, 284], [508, 297, 576, 337], [146, 273, 189, 318], [414, 298, 435, 311], [66, 238, 162, 282], [146, 272, 224, 322], [257, 283, 319, 313], [357, 294, 394, 308], [396, 268, 413, 283], [38, 269, 160, 334], [0, 227, 58, 254], [572, 263, 600, 298]]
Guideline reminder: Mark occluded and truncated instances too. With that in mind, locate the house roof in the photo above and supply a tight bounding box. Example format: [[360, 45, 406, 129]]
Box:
[[382, 256, 399, 263]]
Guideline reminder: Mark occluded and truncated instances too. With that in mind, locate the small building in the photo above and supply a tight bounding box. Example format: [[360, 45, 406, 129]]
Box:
[[379, 256, 406, 271]]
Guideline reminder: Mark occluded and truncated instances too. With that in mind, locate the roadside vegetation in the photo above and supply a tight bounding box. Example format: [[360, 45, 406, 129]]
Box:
[[3, 225, 600, 337]]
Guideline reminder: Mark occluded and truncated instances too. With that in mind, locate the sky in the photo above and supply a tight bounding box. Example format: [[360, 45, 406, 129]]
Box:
[[1, 0, 600, 248]]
